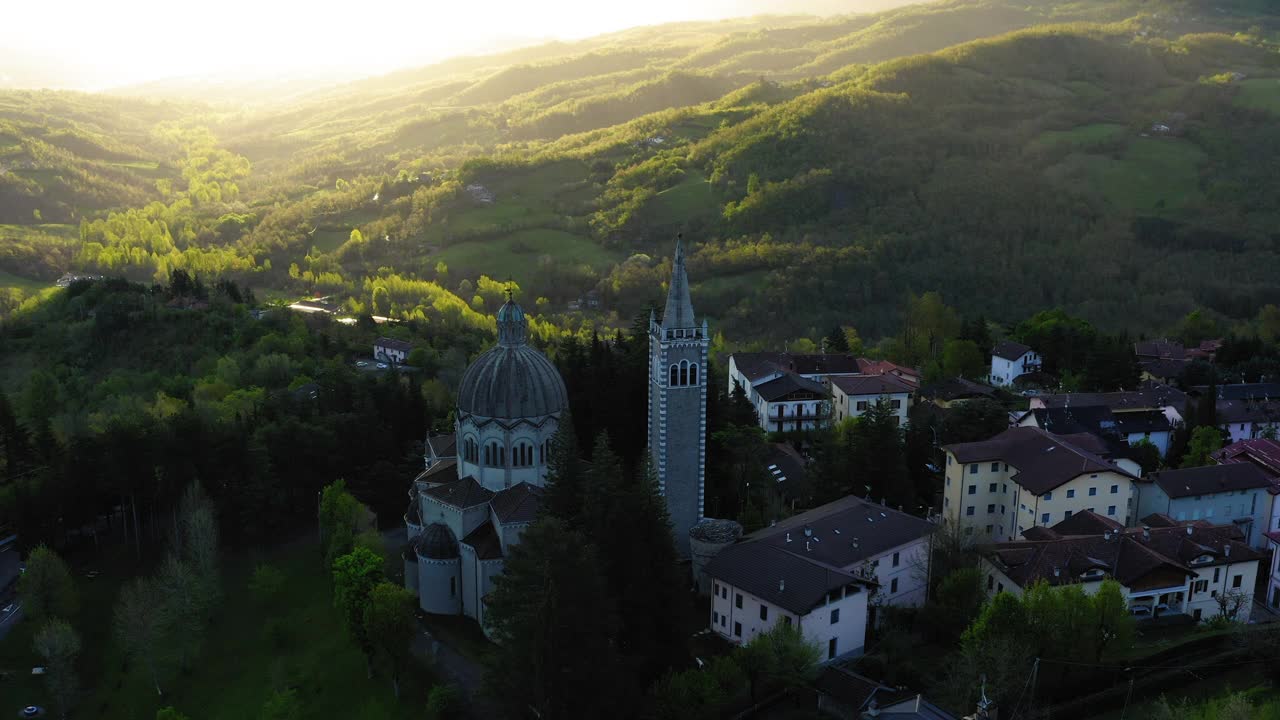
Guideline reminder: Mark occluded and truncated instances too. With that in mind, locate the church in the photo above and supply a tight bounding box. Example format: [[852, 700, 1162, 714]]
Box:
[[402, 241, 706, 621]]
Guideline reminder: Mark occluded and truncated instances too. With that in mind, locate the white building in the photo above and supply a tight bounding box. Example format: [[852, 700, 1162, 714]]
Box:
[[751, 374, 830, 433], [1266, 531, 1280, 611], [989, 340, 1040, 387], [727, 353, 863, 432], [829, 374, 914, 427], [943, 427, 1138, 540], [981, 513, 1265, 624], [704, 496, 937, 660], [374, 336, 414, 365]]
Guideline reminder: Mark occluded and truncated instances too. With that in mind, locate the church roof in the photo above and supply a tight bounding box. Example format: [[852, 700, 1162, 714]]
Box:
[[457, 298, 569, 420], [492, 483, 543, 524], [421, 477, 494, 509], [462, 521, 504, 560], [414, 458, 459, 486], [414, 523, 460, 560], [660, 237, 696, 330]]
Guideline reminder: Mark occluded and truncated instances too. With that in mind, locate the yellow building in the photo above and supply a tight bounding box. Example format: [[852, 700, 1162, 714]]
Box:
[[942, 427, 1138, 542]]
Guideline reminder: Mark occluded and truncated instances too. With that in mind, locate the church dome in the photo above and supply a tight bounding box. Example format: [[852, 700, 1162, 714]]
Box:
[[457, 298, 568, 420], [414, 523, 459, 560]]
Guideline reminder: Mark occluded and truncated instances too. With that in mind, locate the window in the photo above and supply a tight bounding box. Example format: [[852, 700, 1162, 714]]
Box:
[[987, 504, 995, 513], [1044, 491, 1053, 501], [891, 578, 899, 593], [1213, 568, 1221, 583], [828, 638, 838, 660], [966, 506, 975, 516], [969, 464, 979, 475], [1111, 485, 1119, 494], [1001, 505, 1006, 514], [1041, 513, 1051, 524], [989, 483, 998, 493], [713, 610, 719, 624], [450, 577, 456, 597], [734, 622, 742, 637], [1233, 575, 1243, 589], [714, 583, 719, 596], [987, 575, 994, 590], [483, 441, 506, 467], [1065, 510, 1074, 518], [690, 363, 699, 386], [1089, 487, 1097, 496], [1225, 505, 1233, 518], [892, 552, 900, 568], [1003, 484, 1008, 493], [1108, 505, 1117, 516], [722, 586, 728, 599], [830, 608, 840, 624], [985, 525, 993, 534], [783, 616, 792, 626], [968, 485, 977, 495], [512, 442, 534, 468], [760, 605, 768, 621], [997, 583, 1004, 593], [856, 401, 869, 411], [1066, 489, 1076, 499], [721, 615, 727, 628], [944, 498, 950, 508], [991, 462, 1000, 472], [947, 455, 952, 466], [1194, 580, 1208, 593], [669, 364, 679, 386], [735, 593, 743, 609], [890, 399, 902, 409], [463, 437, 479, 463]]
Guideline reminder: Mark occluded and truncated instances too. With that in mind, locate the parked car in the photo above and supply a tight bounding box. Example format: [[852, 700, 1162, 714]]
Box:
[[377, 363, 388, 369], [356, 361, 368, 368]]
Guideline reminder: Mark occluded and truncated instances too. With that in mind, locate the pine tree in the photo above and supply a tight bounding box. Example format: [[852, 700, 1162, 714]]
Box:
[[484, 517, 622, 718], [541, 413, 586, 526], [824, 326, 850, 353]]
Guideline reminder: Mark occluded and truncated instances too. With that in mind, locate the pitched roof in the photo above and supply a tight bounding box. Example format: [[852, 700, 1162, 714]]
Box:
[[661, 238, 696, 330], [985, 518, 1264, 589], [765, 443, 808, 488], [1194, 382, 1280, 402], [992, 340, 1033, 361], [1025, 406, 1117, 436], [1140, 358, 1189, 381], [491, 483, 543, 524], [1037, 383, 1187, 412], [427, 433, 456, 458], [421, 477, 494, 509], [1213, 439, 1280, 478], [1148, 463, 1272, 499], [830, 373, 915, 397], [461, 521, 504, 560], [1051, 510, 1124, 535], [707, 496, 935, 614], [414, 458, 459, 486], [730, 352, 865, 383], [754, 373, 828, 402], [945, 427, 1133, 495], [375, 336, 414, 352], [920, 377, 995, 402], [1134, 339, 1186, 361]]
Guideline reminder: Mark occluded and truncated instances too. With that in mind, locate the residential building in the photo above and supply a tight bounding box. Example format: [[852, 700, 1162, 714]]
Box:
[[1265, 531, 1280, 610], [753, 373, 831, 433], [943, 427, 1138, 540], [648, 238, 709, 556], [704, 496, 937, 659], [374, 337, 414, 364], [980, 513, 1265, 623], [1212, 439, 1280, 537], [1194, 383, 1280, 442], [989, 341, 1040, 387], [830, 374, 914, 426], [1133, 464, 1272, 548], [1017, 405, 1173, 456], [1134, 339, 1187, 363], [918, 377, 995, 408], [814, 664, 956, 720], [1031, 382, 1187, 422]]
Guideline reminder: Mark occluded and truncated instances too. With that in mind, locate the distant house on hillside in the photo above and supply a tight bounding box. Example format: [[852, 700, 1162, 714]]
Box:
[[989, 341, 1040, 387], [374, 337, 414, 365], [288, 298, 340, 315]]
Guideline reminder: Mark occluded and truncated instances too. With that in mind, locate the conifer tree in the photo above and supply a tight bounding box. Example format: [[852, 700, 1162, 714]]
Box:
[[540, 413, 585, 526]]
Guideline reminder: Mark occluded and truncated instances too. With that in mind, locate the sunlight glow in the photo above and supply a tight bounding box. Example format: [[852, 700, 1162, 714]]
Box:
[[4, 0, 792, 89]]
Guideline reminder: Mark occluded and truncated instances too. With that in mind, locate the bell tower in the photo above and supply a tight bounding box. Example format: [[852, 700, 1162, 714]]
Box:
[[649, 237, 709, 556]]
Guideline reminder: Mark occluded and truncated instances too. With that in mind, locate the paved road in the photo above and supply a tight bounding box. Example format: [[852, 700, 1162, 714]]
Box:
[[0, 602, 22, 641]]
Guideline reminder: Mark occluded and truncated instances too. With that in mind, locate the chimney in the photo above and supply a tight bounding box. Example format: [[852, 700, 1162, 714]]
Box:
[[779, 578, 786, 593], [1225, 543, 1231, 557], [1186, 526, 1193, 536], [804, 525, 813, 538], [861, 699, 881, 719], [1142, 526, 1151, 541], [1103, 531, 1111, 541], [1053, 566, 1061, 578], [785, 532, 792, 543]]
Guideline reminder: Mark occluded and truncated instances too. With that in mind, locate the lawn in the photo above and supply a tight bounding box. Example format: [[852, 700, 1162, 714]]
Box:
[[310, 228, 350, 254], [1029, 123, 1127, 152], [436, 228, 622, 278], [0, 537, 437, 720], [1050, 137, 1205, 212], [649, 172, 717, 222], [0, 269, 48, 294], [1234, 78, 1280, 114]]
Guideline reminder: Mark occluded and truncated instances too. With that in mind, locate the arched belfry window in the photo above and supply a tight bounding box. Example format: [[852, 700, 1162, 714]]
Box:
[[485, 441, 505, 467], [513, 442, 534, 468], [679, 361, 689, 386], [670, 364, 679, 387], [464, 437, 479, 463], [690, 363, 698, 386]]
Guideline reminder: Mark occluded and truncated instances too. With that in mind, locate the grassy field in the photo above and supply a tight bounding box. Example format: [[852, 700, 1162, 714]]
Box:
[[0, 270, 48, 294], [310, 228, 350, 253], [649, 172, 717, 222], [1235, 78, 1280, 114], [436, 228, 622, 278], [0, 537, 437, 720], [1051, 137, 1206, 212]]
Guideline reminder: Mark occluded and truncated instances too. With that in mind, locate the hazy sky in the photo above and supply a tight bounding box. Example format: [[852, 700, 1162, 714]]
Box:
[[5, 0, 821, 89]]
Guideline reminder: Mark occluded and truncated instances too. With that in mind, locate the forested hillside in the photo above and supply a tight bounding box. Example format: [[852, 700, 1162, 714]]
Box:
[[2, 0, 1279, 343]]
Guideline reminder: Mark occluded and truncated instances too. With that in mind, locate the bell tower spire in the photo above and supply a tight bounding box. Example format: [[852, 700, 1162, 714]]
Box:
[[662, 234, 696, 331]]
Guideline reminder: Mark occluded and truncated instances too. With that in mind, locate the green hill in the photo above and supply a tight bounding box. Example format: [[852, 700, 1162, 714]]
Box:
[[2, 0, 1279, 341]]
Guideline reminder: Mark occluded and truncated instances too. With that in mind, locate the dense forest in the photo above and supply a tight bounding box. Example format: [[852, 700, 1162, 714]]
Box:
[[2, 0, 1280, 346]]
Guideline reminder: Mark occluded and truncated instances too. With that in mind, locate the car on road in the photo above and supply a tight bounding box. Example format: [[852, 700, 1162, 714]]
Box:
[[377, 363, 388, 369], [356, 361, 368, 368]]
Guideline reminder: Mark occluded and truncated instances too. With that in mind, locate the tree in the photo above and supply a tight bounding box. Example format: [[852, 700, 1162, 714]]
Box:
[[249, 563, 286, 608], [824, 325, 850, 353], [1215, 589, 1249, 623], [407, 348, 428, 368], [1181, 426, 1223, 468], [363, 582, 415, 699], [319, 480, 363, 568], [926, 568, 986, 642], [940, 398, 1008, 444], [115, 577, 169, 696], [371, 286, 391, 317], [34, 619, 81, 718], [260, 689, 302, 720], [332, 547, 384, 678], [738, 622, 821, 704], [425, 684, 464, 720], [156, 554, 209, 669], [1131, 438, 1162, 476], [156, 709, 191, 720], [1177, 309, 1219, 347], [540, 414, 585, 525], [941, 339, 985, 380], [18, 545, 77, 624], [483, 516, 622, 718]]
